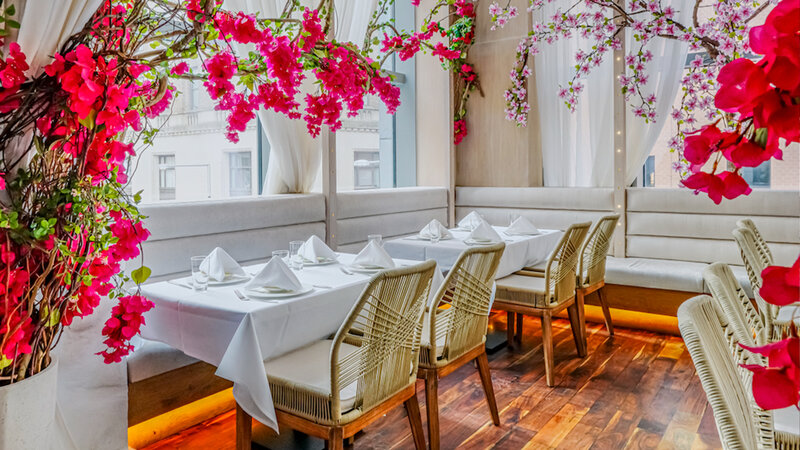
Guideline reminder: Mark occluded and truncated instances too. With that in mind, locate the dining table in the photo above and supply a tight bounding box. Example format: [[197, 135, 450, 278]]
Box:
[[138, 253, 444, 432], [383, 225, 564, 278]]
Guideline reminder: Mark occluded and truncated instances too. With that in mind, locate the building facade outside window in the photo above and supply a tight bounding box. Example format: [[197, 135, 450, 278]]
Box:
[[157, 154, 176, 200], [229, 151, 253, 196]]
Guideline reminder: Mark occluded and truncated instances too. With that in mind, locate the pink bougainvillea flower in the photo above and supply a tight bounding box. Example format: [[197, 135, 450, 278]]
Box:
[[454, 119, 468, 145], [749, 0, 800, 96], [759, 256, 800, 307], [714, 58, 770, 116], [682, 170, 752, 204], [170, 62, 189, 76], [740, 336, 800, 410]]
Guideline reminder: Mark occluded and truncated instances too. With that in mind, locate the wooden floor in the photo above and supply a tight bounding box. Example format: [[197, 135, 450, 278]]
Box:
[[143, 314, 722, 450]]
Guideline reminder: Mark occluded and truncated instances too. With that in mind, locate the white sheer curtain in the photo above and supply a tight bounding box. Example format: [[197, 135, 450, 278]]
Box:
[[535, 1, 689, 187], [226, 0, 376, 194]]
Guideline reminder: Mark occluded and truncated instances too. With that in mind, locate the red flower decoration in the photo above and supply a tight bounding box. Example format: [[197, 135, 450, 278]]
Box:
[[760, 256, 800, 307], [741, 336, 800, 410]]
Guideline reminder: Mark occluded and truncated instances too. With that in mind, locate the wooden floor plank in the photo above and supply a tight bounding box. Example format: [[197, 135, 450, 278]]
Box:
[[140, 314, 721, 450]]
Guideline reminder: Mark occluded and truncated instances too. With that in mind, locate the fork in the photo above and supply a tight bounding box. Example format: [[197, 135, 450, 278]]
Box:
[[233, 289, 249, 301], [340, 266, 354, 275]]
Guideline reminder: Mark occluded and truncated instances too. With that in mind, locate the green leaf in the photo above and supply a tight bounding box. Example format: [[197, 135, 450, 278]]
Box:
[[6, 19, 19, 29], [133, 190, 143, 203], [131, 266, 152, 285], [753, 127, 768, 148], [0, 355, 10, 370], [5, 4, 15, 16]]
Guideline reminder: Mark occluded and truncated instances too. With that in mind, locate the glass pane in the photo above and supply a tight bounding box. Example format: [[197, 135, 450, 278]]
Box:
[[127, 74, 259, 203], [336, 95, 390, 191]]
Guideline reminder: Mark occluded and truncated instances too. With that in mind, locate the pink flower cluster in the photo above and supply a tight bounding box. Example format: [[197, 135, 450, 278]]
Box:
[[681, 0, 799, 203], [199, 7, 399, 139], [0, 42, 29, 113]]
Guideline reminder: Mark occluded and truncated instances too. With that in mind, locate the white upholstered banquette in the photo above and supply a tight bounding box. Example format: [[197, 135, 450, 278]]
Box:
[[455, 187, 800, 298]]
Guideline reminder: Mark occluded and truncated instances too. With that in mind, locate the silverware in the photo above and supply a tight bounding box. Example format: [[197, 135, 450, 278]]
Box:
[[233, 289, 249, 301], [313, 284, 333, 289], [340, 266, 354, 275]]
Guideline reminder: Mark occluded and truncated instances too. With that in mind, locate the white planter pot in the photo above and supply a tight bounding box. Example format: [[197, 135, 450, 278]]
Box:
[[0, 359, 58, 450]]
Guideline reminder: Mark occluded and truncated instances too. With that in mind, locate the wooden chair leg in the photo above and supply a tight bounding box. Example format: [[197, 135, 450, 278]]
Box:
[[404, 395, 427, 450], [540, 313, 555, 387], [576, 290, 588, 354], [506, 311, 515, 349], [236, 403, 252, 450], [424, 371, 440, 450], [327, 428, 344, 450], [515, 313, 523, 344], [567, 301, 586, 358], [597, 286, 615, 336], [476, 351, 500, 426]]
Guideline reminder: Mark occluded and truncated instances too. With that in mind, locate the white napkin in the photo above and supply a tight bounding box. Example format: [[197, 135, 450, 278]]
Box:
[[298, 235, 338, 263], [506, 216, 540, 235], [466, 220, 503, 243], [457, 211, 484, 230], [199, 247, 247, 282], [352, 240, 396, 269], [244, 257, 303, 292], [419, 219, 453, 240]]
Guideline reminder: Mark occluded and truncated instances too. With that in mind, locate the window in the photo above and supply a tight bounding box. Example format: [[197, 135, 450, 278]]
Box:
[[229, 151, 252, 196], [740, 161, 770, 188], [157, 154, 176, 200], [127, 71, 260, 203], [335, 1, 416, 191], [353, 150, 380, 189], [642, 155, 655, 187]]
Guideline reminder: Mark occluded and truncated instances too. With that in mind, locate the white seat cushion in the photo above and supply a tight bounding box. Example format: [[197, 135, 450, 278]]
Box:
[[605, 257, 706, 293], [774, 406, 800, 437], [421, 309, 449, 358], [264, 340, 359, 411], [126, 339, 199, 383]]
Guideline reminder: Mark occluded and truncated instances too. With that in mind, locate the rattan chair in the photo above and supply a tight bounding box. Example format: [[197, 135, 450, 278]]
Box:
[[679, 295, 800, 450], [576, 214, 620, 337], [703, 262, 767, 349], [418, 243, 505, 450], [235, 260, 437, 450], [733, 227, 778, 339], [494, 222, 591, 387], [737, 219, 774, 266]]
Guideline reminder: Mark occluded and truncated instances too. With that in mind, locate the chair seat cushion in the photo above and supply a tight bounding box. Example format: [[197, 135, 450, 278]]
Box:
[[605, 257, 706, 293], [495, 274, 551, 308], [774, 406, 800, 438], [127, 339, 199, 383], [421, 309, 449, 360], [264, 340, 359, 412]]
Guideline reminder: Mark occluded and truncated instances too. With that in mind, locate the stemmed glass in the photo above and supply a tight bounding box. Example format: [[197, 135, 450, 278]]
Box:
[[190, 256, 208, 292], [289, 241, 304, 271]]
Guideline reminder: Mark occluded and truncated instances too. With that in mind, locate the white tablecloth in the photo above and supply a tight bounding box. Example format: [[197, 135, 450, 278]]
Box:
[[383, 227, 563, 278], [139, 254, 442, 432]]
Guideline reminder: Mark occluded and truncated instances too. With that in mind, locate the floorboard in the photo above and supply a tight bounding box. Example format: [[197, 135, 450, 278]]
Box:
[[141, 313, 721, 450]]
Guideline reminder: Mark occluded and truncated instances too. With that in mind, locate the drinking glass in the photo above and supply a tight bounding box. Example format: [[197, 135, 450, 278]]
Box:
[[368, 234, 383, 247], [430, 226, 441, 245], [289, 240, 304, 271], [190, 256, 208, 292], [272, 250, 289, 262]]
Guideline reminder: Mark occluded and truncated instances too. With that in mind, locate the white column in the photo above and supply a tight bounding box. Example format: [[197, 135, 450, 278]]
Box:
[[612, 2, 627, 257]]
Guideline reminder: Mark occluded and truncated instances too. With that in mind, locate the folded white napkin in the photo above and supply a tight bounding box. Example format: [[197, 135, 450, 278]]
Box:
[[352, 240, 396, 269], [466, 220, 502, 243], [199, 247, 247, 282], [507, 216, 540, 235], [419, 219, 453, 240], [298, 235, 338, 263], [457, 211, 484, 230], [244, 257, 303, 292]]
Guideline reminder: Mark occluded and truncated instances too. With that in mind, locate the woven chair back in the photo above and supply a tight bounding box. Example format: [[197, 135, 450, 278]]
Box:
[[737, 219, 774, 266], [426, 243, 505, 364], [544, 222, 591, 305], [331, 260, 437, 420], [733, 227, 777, 337], [703, 263, 767, 352], [678, 296, 774, 450], [578, 214, 620, 287]]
